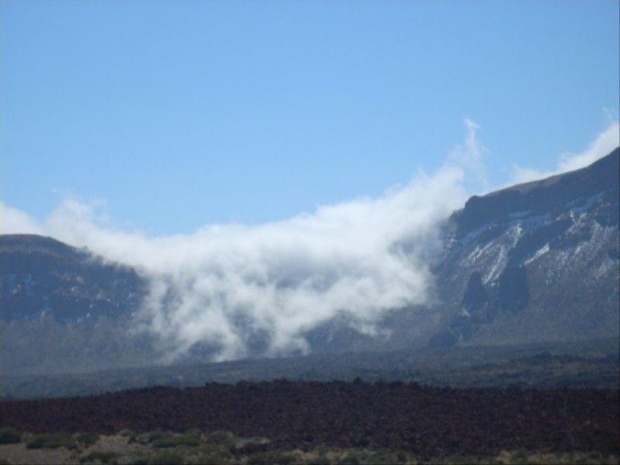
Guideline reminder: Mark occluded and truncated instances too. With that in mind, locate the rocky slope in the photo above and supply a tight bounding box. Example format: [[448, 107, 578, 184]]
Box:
[[428, 148, 619, 347], [0, 235, 154, 375]]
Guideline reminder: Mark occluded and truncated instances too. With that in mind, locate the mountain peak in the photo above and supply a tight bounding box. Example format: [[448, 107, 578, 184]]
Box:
[[455, 148, 619, 236]]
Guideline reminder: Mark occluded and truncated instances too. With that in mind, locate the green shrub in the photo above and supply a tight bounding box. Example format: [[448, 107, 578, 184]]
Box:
[[151, 431, 201, 448], [193, 452, 233, 465], [148, 452, 185, 465], [198, 443, 233, 458], [0, 427, 22, 444], [366, 452, 400, 465], [395, 450, 413, 463], [26, 432, 77, 450], [120, 429, 138, 443], [311, 455, 331, 465], [248, 451, 296, 465], [448, 455, 478, 465], [337, 455, 361, 465], [79, 451, 119, 464], [75, 432, 100, 447], [511, 450, 529, 463], [205, 430, 236, 447], [148, 432, 166, 443], [127, 454, 150, 465]]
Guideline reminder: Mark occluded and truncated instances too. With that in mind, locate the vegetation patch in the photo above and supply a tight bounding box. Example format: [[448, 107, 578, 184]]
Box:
[[26, 432, 77, 449], [2, 381, 617, 458], [148, 452, 185, 465], [205, 430, 237, 447], [2, 431, 620, 465], [248, 450, 297, 465], [151, 431, 201, 448], [0, 427, 22, 445], [80, 451, 119, 464], [76, 432, 100, 447]]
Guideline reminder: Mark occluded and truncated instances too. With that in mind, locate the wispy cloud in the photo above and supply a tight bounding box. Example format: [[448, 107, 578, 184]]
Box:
[[511, 120, 619, 184], [448, 117, 489, 188]]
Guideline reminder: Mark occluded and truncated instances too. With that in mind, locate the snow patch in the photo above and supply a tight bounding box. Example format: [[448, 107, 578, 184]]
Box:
[[524, 243, 550, 265]]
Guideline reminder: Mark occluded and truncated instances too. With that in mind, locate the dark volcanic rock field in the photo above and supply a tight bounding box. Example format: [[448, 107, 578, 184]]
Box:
[[0, 381, 618, 458]]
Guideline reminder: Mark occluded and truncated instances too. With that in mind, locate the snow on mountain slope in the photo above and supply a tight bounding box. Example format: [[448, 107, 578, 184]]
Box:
[[428, 148, 619, 347]]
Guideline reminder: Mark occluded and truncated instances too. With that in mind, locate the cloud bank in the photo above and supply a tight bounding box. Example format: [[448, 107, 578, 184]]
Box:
[[0, 122, 487, 362], [3, 119, 617, 362], [2, 165, 469, 361]]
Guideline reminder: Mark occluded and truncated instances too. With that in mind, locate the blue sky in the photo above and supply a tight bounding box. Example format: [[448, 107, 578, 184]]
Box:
[[2, 0, 619, 234]]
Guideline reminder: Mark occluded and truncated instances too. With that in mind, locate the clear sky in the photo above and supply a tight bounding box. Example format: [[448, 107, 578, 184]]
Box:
[[2, 0, 619, 235]]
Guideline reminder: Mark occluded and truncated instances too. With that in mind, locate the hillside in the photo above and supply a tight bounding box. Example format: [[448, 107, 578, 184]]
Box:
[[1, 149, 618, 379], [428, 148, 619, 347], [0, 235, 154, 375]]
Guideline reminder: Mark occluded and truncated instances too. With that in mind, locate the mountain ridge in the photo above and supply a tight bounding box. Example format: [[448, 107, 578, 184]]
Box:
[[1, 148, 618, 375], [428, 148, 619, 347]]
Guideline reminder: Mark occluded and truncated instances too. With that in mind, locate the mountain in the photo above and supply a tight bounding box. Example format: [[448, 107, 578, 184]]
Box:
[[1, 149, 618, 377], [0, 234, 146, 322], [0, 235, 154, 375], [428, 148, 619, 347]]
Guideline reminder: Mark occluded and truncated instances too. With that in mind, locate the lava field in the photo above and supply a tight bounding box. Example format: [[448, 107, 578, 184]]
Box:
[[1, 380, 618, 458]]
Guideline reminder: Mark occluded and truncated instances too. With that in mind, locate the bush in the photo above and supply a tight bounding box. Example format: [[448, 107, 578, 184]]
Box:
[[26, 432, 77, 450], [75, 432, 100, 447], [151, 431, 201, 448], [119, 429, 137, 439], [198, 443, 233, 458], [148, 432, 166, 443], [248, 451, 296, 465], [0, 427, 22, 444], [311, 455, 331, 465], [193, 452, 233, 465], [337, 455, 361, 465], [205, 430, 236, 447], [79, 451, 119, 464], [148, 452, 185, 465], [127, 455, 149, 465], [511, 450, 530, 463], [447, 455, 478, 465]]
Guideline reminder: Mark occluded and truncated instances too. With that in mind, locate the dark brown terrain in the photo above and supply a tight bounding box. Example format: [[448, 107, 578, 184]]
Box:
[[1, 381, 618, 459]]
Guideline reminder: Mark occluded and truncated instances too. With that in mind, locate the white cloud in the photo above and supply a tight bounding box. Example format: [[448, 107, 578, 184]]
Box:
[[0, 203, 44, 235], [44, 165, 467, 361], [448, 117, 489, 187], [3, 118, 618, 362], [557, 120, 620, 172], [511, 120, 619, 184], [0, 121, 485, 362]]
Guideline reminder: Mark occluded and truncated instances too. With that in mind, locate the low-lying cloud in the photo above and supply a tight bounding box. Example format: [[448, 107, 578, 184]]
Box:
[[4, 164, 470, 361], [2, 119, 618, 362]]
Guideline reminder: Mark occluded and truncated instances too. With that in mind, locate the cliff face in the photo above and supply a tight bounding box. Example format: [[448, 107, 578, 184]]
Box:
[[429, 149, 619, 346]]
